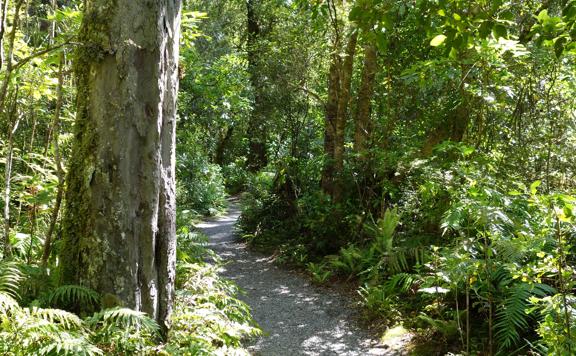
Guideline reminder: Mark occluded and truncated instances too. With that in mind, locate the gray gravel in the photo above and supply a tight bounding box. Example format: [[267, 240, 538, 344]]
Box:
[[196, 199, 408, 356]]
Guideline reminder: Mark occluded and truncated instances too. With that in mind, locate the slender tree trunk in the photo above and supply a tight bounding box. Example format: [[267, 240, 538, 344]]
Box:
[[2, 86, 20, 259], [59, 0, 181, 332], [353, 43, 377, 156], [0, 0, 9, 69], [321, 23, 357, 201], [41, 53, 65, 267], [214, 126, 233, 165], [0, 0, 24, 112], [320, 57, 340, 196], [332, 30, 357, 202], [246, 0, 267, 171], [421, 64, 472, 156]]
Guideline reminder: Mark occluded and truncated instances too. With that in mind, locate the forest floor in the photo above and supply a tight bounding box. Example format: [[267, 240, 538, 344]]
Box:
[[196, 198, 411, 356]]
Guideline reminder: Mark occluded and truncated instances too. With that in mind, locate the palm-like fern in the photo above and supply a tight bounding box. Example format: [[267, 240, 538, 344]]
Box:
[[0, 261, 22, 298], [26, 307, 85, 330], [88, 307, 160, 334], [0, 291, 19, 313], [42, 284, 100, 310], [494, 281, 556, 351]]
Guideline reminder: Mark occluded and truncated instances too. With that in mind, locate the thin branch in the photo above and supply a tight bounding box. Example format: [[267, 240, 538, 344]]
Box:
[[12, 40, 72, 71], [288, 82, 326, 107]]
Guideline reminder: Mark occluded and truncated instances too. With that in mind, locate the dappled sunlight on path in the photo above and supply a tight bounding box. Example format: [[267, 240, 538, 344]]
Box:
[[196, 199, 408, 356]]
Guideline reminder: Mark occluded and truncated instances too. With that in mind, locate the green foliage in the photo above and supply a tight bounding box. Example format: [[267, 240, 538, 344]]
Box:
[[0, 262, 22, 298], [306, 262, 332, 284], [87, 308, 159, 354], [166, 263, 261, 354], [176, 144, 228, 216], [529, 294, 576, 355], [358, 284, 401, 323], [42, 285, 100, 311]]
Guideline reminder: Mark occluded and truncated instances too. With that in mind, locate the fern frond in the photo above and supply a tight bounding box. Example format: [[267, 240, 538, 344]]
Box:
[[38, 331, 103, 356], [384, 273, 419, 294], [26, 307, 84, 330], [0, 291, 19, 313], [43, 285, 100, 309], [0, 262, 23, 298], [89, 307, 160, 335], [494, 283, 554, 351]]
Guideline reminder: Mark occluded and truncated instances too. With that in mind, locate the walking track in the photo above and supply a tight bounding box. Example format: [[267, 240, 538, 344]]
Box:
[[196, 199, 408, 356]]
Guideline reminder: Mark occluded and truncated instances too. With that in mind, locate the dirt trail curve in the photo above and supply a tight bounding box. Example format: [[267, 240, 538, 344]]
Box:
[[196, 198, 407, 356]]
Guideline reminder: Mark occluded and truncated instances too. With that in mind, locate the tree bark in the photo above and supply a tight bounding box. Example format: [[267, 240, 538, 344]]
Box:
[[214, 126, 233, 165], [59, 0, 181, 332], [332, 30, 357, 202], [0, 0, 9, 69], [246, 0, 267, 171], [321, 26, 357, 202], [41, 53, 65, 267], [320, 55, 340, 197], [0, 0, 25, 112], [353, 43, 378, 156], [2, 86, 21, 259]]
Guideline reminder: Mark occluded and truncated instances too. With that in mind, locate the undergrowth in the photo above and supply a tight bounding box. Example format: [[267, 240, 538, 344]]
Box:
[[237, 143, 576, 355], [0, 220, 260, 355]]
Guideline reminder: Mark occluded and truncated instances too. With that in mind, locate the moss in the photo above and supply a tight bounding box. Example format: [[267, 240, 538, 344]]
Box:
[[102, 293, 124, 309], [59, 0, 117, 287]]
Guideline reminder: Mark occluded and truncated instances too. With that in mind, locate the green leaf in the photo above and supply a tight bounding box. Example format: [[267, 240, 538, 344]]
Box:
[[530, 180, 542, 195], [537, 9, 550, 23], [479, 20, 494, 38], [554, 36, 567, 57], [430, 34, 447, 46], [492, 24, 508, 39]]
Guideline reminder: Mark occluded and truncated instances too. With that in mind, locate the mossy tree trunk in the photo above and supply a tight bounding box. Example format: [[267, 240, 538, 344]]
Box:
[[321, 25, 357, 202], [353, 43, 378, 157], [59, 0, 181, 331]]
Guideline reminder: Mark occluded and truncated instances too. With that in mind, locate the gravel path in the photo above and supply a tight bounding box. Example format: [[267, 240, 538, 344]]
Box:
[[196, 199, 407, 356]]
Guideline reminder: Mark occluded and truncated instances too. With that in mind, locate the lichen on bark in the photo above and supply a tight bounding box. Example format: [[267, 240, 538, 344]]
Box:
[[59, 0, 181, 332]]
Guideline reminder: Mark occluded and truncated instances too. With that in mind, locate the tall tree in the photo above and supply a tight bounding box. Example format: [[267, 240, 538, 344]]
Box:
[[321, 0, 358, 202], [59, 0, 181, 331], [353, 42, 377, 157], [246, 0, 268, 171]]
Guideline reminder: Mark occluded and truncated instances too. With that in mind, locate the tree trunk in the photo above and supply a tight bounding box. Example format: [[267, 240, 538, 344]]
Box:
[[421, 96, 471, 156], [59, 0, 181, 332], [353, 43, 377, 156], [41, 53, 65, 267], [214, 126, 233, 165], [321, 26, 357, 202], [2, 86, 21, 259], [421, 63, 472, 156], [332, 30, 357, 202], [320, 56, 340, 197], [246, 0, 267, 171], [0, 0, 9, 69], [0, 0, 24, 112]]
